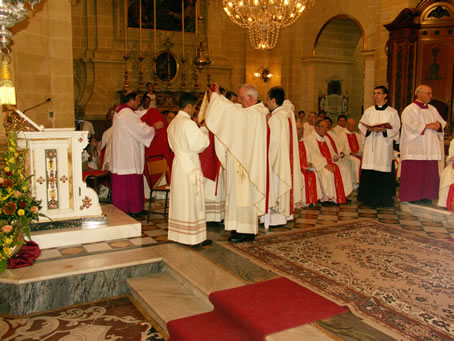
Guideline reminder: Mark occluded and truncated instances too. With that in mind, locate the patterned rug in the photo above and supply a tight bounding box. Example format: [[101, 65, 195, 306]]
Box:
[[221, 220, 454, 341], [0, 296, 165, 340]]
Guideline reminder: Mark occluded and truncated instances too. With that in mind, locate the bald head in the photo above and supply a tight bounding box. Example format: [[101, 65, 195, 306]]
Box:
[[296, 121, 304, 140], [415, 84, 432, 105], [346, 118, 357, 132]]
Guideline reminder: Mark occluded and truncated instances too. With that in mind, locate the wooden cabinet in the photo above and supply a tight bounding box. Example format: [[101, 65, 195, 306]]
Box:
[[385, 0, 454, 130]]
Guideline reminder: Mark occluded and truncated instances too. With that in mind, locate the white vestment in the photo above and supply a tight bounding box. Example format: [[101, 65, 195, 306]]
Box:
[[303, 122, 315, 138], [359, 105, 401, 172], [262, 101, 303, 226], [438, 140, 454, 209], [111, 106, 155, 175], [101, 127, 112, 170], [305, 131, 353, 203], [206, 93, 270, 235], [204, 165, 225, 222], [400, 102, 446, 161], [333, 125, 346, 137], [338, 130, 364, 186], [167, 111, 210, 245]]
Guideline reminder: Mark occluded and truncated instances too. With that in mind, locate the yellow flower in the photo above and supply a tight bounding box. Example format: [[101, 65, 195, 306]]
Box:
[[9, 147, 14, 152], [4, 167, 9, 172], [22, 186, 28, 191], [8, 157, 14, 164], [17, 209, 25, 216], [20, 174, 24, 180], [11, 141, 15, 147], [14, 153, 18, 157]]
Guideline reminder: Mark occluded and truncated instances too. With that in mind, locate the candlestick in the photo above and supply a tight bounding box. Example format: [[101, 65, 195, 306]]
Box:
[[124, 0, 128, 55], [154, 0, 157, 56], [182, 0, 185, 59], [139, 0, 142, 54]]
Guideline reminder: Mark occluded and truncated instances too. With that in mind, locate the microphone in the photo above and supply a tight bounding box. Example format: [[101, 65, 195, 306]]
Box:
[[23, 97, 51, 113]]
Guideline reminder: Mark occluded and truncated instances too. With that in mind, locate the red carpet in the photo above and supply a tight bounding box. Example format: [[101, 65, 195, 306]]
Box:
[[167, 277, 348, 341]]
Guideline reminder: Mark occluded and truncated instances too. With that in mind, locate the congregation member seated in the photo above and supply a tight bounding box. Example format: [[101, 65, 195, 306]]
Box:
[[304, 119, 353, 205], [333, 114, 347, 137], [438, 139, 454, 211]]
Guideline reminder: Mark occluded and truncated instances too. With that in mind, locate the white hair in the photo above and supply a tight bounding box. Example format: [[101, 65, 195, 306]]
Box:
[[415, 85, 430, 96], [240, 84, 258, 100]]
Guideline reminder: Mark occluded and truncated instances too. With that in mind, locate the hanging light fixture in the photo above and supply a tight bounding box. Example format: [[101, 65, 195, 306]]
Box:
[[223, 0, 314, 50], [0, 1, 41, 105]]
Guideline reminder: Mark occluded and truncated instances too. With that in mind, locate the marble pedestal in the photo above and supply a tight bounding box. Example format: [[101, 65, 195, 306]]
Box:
[[31, 205, 141, 249], [400, 202, 454, 226]]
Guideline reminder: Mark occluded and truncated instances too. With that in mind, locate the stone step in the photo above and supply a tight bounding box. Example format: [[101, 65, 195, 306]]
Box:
[[127, 243, 245, 336], [128, 272, 213, 335]]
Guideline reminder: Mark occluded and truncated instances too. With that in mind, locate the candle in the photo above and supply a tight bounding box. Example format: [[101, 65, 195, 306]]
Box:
[[154, 0, 157, 56], [139, 0, 142, 54], [124, 0, 128, 55], [182, 0, 184, 58]]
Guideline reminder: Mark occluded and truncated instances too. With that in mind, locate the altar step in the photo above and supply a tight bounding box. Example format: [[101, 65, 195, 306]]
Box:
[[400, 201, 454, 225]]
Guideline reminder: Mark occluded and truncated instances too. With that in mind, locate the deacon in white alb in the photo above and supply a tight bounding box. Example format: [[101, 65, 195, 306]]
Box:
[[438, 139, 454, 211]]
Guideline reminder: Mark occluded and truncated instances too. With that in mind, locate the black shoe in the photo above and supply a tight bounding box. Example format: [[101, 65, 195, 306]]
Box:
[[228, 233, 255, 243], [420, 199, 432, 205], [322, 201, 335, 206], [129, 210, 148, 218], [191, 239, 213, 247]]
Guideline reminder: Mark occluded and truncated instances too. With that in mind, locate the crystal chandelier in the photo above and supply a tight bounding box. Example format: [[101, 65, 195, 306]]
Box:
[[0, 0, 41, 105], [223, 0, 314, 50]]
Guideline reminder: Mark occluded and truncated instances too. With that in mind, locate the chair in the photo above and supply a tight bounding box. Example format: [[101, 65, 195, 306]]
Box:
[[146, 155, 171, 223], [82, 146, 111, 203]]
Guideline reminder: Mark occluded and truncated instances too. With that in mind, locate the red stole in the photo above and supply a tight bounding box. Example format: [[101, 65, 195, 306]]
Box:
[[346, 132, 362, 179], [317, 139, 346, 204], [199, 131, 219, 181], [266, 125, 271, 212], [141, 108, 173, 186], [298, 141, 318, 204], [288, 119, 294, 214], [447, 184, 454, 211], [325, 133, 338, 154]]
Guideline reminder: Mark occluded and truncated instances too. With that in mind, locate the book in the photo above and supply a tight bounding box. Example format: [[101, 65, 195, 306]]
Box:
[[359, 121, 392, 129]]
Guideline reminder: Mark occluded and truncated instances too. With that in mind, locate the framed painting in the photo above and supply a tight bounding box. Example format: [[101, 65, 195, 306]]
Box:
[[128, 0, 196, 32], [154, 51, 179, 83]]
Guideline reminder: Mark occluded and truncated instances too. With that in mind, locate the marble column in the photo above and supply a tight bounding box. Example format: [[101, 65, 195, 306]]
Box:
[[362, 50, 376, 109]]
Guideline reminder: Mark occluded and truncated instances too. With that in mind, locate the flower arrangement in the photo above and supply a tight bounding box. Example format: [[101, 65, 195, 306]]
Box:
[[0, 112, 41, 272]]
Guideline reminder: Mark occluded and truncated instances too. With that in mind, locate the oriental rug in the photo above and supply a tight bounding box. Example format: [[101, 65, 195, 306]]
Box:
[[0, 296, 165, 341], [221, 220, 454, 341]]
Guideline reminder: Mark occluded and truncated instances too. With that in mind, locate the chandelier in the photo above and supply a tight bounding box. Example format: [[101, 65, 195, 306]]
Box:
[[223, 0, 314, 50], [0, 0, 41, 105]]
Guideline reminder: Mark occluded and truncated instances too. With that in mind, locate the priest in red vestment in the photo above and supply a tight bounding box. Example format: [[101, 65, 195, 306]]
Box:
[[140, 107, 174, 187]]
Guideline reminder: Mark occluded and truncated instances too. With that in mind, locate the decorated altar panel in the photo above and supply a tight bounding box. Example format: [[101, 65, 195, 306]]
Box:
[[18, 129, 102, 220]]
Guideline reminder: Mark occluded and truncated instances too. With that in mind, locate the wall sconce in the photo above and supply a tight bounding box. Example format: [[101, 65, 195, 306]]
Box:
[[254, 67, 273, 82]]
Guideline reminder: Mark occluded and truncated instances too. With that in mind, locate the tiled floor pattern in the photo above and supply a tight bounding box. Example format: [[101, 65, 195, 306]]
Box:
[[36, 191, 454, 263]]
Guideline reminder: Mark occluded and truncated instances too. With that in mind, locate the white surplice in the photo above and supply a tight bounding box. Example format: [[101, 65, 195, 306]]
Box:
[[101, 127, 112, 170], [400, 102, 446, 161], [359, 105, 401, 172], [167, 111, 210, 245], [303, 122, 315, 138], [305, 131, 353, 203], [262, 101, 303, 226], [204, 167, 225, 222], [111, 106, 155, 175], [206, 93, 270, 235], [338, 130, 364, 186], [438, 139, 454, 209]]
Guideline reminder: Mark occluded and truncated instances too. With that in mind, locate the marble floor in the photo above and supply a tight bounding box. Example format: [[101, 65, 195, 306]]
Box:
[[36, 190, 454, 264], [3, 190, 454, 340]]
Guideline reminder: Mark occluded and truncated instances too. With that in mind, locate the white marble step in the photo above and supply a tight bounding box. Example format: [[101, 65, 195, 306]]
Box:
[[128, 272, 213, 335]]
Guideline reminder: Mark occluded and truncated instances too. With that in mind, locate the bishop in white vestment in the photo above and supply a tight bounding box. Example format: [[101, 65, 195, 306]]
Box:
[[263, 88, 303, 226], [400, 85, 446, 203], [167, 93, 210, 246], [206, 84, 270, 242]]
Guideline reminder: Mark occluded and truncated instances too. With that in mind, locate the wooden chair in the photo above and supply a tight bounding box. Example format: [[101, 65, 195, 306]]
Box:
[[146, 155, 170, 223]]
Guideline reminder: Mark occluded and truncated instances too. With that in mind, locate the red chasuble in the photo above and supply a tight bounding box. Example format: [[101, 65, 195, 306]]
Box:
[[298, 141, 318, 204], [288, 119, 294, 214], [141, 108, 173, 186], [317, 140, 346, 204]]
